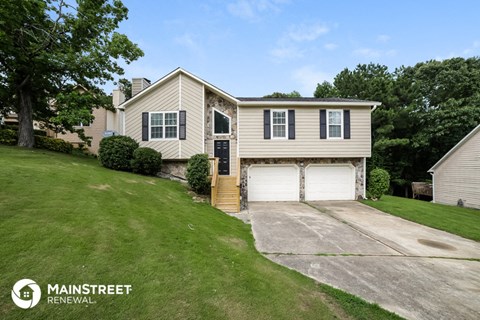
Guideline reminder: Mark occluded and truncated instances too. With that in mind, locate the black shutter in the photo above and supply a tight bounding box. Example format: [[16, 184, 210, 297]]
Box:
[[288, 110, 295, 139], [264, 109, 271, 139], [179, 110, 186, 140], [344, 110, 351, 139], [142, 112, 149, 141], [320, 109, 327, 139]]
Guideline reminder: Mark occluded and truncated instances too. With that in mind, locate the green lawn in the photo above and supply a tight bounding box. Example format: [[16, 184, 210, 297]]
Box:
[[363, 195, 480, 241], [0, 146, 401, 320]]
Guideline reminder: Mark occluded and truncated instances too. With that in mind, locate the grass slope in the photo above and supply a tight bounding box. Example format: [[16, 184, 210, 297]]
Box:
[[0, 146, 401, 319], [363, 195, 480, 241]]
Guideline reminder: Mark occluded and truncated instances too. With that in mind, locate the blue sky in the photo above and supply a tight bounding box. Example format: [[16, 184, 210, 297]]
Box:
[[110, 0, 480, 97]]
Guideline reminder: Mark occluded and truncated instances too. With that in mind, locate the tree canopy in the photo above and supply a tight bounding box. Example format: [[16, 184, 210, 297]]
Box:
[[264, 91, 302, 98], [323, 58, 480, 195], [0, 0, 143, 147]]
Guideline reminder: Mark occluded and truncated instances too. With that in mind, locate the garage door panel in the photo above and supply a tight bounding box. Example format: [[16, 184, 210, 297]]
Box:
[[248, 165, 299, 201], [306, 165, 355, 201]]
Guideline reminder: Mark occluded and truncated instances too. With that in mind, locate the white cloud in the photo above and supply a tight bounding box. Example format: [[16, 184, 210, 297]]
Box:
[[324, 43, 338, 50], [174, 33, 203, 56], [353, 48, 381, 59], [270, 46, 303, 60], [227, 0, 288, 21], [353, 48, 396, 59], [292, 66, 333, 96], [286, 23, 329, 42], [270, 22, 330, 62], [462, 40, 480, 55], [377, 34, 391, 43]]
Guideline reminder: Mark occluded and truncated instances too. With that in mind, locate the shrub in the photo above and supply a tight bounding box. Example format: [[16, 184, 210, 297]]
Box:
[[186, 154, 211, 194], [34, 129, 47, 137], [368, 168, 390, 200], [0, 129, 18, 145], [34, 136, 73, 153], [131, 147, 162, 176], [98, 135, 139, 171]]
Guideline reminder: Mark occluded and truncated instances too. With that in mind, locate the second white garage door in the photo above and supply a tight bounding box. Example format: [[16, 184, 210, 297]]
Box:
[[248, 165, 299, 201], [305, 165, 355, 201]]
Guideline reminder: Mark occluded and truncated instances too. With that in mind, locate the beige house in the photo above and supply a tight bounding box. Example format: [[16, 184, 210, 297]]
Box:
[[57, 88, 125, 154], [428, 124, 480, 209], [120, 68, 380, 211]]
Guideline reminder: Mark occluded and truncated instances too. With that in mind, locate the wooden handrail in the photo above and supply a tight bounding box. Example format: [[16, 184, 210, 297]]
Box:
[[236, 157, 241, 187], [236, 157, 241, 212], [209, 157, 219, 206]]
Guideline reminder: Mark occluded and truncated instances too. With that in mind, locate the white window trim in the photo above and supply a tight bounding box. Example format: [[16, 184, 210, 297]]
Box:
[[149, 111, 179, 141], [271, 109, 288, 140], [212, 108, 231, 136], [327, 109, 343, 139], [74, 123, 90, 128]]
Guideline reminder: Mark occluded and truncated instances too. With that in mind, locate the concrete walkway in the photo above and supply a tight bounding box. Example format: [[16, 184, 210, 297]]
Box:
[[248, 201, 480, 320]]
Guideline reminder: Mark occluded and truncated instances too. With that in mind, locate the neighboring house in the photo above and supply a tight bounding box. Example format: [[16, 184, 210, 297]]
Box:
[[56, 87, 125, 154], [58, 105, 123, 154], [1, 86, 124, 155], [428, 124, 480, 209], [119, 68, 380, 211]]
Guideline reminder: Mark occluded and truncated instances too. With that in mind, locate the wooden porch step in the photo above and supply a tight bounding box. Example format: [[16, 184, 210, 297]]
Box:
[[213, 176, 240, 213], [216, 204, 239, 212], [217, 192, 238, 199]]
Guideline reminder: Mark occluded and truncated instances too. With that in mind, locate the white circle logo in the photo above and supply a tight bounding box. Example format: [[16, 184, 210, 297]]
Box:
[[11, 279, 41, 309]]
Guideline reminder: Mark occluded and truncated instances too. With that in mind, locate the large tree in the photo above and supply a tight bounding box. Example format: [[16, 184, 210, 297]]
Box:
[[0, 0, 143, 147], [263, 91, 301, 98], [323, 58, 480, 196]]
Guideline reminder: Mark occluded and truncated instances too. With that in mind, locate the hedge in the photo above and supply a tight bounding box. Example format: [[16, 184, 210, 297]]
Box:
[[98, 135, 139, 171], [34, 136, 73, 154]]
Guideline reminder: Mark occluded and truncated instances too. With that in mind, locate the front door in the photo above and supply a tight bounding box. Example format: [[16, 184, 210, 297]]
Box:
[[214, 140, 230, 175]]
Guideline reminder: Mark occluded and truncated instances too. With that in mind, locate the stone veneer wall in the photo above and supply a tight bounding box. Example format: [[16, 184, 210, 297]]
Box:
[[161, 160, 188, 180], [205, 90, 237, 142], [240, 158, 365, 210]]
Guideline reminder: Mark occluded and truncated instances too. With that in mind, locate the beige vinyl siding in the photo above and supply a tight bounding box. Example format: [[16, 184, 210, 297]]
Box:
[[125, 74, 203, 159], [59, 107, 108, 155], [433, 131, 480, 209], [238, 106, 371, 158], [180, 75, 203, 158]]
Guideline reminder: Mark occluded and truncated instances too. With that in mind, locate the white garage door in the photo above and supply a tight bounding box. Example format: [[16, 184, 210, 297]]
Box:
[[248, 165, 299, 201], [305, 165, 355, 201]]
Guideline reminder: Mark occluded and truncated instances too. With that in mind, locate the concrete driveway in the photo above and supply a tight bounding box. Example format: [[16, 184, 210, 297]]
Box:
[[249, 201, 480, 320]]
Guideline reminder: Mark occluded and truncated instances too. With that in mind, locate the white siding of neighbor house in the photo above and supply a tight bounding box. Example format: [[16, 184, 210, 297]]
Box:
[[433, 131, 480, 209], [238, 106, 371, 158], [124, 74, 203, 159]]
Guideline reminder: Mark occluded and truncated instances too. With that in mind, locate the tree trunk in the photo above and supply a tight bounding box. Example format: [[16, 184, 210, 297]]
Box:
[[17, 86, 35, 148]]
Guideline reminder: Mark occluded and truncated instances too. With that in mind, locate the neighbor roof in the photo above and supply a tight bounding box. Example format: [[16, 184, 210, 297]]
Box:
[[428, 124, 480, 172], [237, 97, 380, 106]]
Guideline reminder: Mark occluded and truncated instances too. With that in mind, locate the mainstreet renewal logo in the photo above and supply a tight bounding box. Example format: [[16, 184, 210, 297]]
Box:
[[12, 279, 132, 308], [11, 279, 41, 309]]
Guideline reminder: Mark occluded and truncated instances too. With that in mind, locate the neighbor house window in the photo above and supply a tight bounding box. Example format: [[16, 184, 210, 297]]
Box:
[[213, 109, 230, 135], [327, 110, 342, 138], [150, 111, 178, 140], [272, 110, 287, 139]]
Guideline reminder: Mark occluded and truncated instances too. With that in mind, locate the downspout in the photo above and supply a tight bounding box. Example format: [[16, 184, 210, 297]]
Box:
[[429, 171, 435, 203]]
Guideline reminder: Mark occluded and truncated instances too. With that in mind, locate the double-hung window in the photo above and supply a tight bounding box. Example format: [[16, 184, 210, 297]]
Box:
[[272, 110, 287, 139], [327, 110, 342, 139], [150, 111, 178, 140]]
